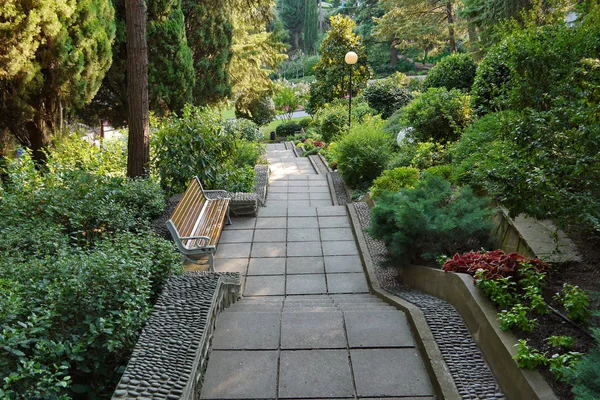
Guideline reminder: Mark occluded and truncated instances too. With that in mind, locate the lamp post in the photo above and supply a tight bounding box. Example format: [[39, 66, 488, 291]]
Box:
[[344, 51, 358, 130]]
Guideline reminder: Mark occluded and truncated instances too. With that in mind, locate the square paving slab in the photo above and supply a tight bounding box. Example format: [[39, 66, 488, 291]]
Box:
[[288, 228, 320, 242], [324, 255, 363, 273], [288, 216, 318, 229], [288, 200, 312, 208], [219, 229, 254, 243], [317, 206, 348, 216], [281, 311, 346, 349], [287, 257, 325, 274], [288, 207, 317, 217], [215, 243, 251, 259], [256, 217, 287, 229], [214, 258, 248, 274], [344, 310, 414, 348], [322, 241, 359, 256], [244, 275, 285, 296], [318, 216, 350, 228], [200, 350, 278, 399], [286, 274, 327, 295], [279, 350, 354, 398], [212, 312, 280, 350], [259, 205, 288, 217], [350, 349, 434, 398], [327, 273, 369, 294], [248, 258, 286, 275], [254, 228, 287, 242], [224, 217, 256, 230], [288, 241, 323, 257], [252, 242, 287, 258], [311, 200, 334, 207], [320, 228, 354, 241]]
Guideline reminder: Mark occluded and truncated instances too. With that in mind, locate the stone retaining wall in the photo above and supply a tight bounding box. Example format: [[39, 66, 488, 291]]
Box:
[[111, 272, 241, 400]]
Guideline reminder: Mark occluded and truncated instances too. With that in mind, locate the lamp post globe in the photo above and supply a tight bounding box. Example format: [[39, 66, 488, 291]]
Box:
[[344, 51, 358, 130]]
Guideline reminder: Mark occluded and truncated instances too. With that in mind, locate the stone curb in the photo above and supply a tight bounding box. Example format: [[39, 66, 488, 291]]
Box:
[[318, 153, 334, 173], [346, 205, 461, 400], [306, 152, 320, 175], [326, 173, 338, 206], [400, 265, 558, 400]]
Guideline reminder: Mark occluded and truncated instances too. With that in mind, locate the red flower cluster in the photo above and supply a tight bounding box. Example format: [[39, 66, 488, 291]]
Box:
[[442, 250, 549, 280], [313, 141, 324, 147]]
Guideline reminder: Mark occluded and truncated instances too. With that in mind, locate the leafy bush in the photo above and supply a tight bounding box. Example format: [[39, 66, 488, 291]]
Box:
[[213, 164, 256, 193], [570, 330, 600, 399], [235, 95, 276, 126], [424, 164, 455, 182], [370, 167, 419, 199], [223, 118, 261, 142], [499, 304, 537, 332], [383, 108, 405, 135], [231, 139, 264, 169], [423, 53, 477, 92], [553, 284, 591, 324], [363, 75, 413, 119], [513, 340, 548, 370], [388, 139, 451, 171], [442, 249, 549, 279], [336, 116, 393, 189], [400, 87, 472, 144], [276, 121, 304, 137], [318, 103, 349, 143], [369, 174, 492, 263]]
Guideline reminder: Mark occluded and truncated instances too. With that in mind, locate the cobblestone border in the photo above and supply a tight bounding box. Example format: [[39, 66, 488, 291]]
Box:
[[350, 202, 507, 400], [112, 272, 240, 400]]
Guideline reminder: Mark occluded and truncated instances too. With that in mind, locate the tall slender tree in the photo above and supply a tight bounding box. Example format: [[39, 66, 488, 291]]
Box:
[[303, 0, 319, 53], [277, 0, 305, 51], [125, 0, 150, 177]]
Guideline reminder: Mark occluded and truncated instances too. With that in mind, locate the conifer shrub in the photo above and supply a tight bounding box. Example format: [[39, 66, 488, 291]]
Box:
[[370, 167, 419, 199], [369, 174, 492, 264], [336, 117, 393, 189], [570, 330, 600, 399], [423, 53, 477, 92]]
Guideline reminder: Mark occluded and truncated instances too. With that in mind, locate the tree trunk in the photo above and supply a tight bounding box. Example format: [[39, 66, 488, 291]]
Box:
[[466, 16, 480, 60], [390, 44, 398, 68], [294, 32, 300, 52], [125, 0, 150, 178], [446, 0, 457, 52]]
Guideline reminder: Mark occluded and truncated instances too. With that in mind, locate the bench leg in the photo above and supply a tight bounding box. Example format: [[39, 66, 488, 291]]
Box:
[[226, 207, 232, 225], [208, 253, 214, 272]]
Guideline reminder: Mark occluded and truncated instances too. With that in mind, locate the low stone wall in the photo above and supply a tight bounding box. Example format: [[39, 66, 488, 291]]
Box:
[[111, 272, 241, 400], [399, 265, 557, 400]]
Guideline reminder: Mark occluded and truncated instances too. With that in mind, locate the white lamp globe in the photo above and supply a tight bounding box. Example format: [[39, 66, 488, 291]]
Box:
[[345, 51, 358, 65]]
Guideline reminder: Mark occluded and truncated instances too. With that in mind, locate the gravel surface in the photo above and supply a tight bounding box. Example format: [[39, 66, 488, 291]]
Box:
[[352, 202, 506, 400], [331, 171, 350, 206]]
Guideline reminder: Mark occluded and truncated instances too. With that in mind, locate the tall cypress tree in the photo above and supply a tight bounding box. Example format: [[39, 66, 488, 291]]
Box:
[[277, 0, 305, 51], [182, 0, 233, 106], [83, 0, 194, 127], [303, 0, 319, 54]]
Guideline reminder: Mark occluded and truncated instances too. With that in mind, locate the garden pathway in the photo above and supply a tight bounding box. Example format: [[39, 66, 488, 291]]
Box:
[[200, 143, 434, 399]]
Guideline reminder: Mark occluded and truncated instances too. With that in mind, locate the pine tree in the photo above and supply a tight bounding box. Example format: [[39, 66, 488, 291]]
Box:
[[277, 0, 305, 51], [303, 0, 319, 54], [0, 0, 115, 160]]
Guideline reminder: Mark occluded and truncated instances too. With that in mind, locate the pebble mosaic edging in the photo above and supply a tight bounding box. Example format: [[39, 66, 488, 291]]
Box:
[[351, 202, 506, 400], [111, 272, 240, 400]]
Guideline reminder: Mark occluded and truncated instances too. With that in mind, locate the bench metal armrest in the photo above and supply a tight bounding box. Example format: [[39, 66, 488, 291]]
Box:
[[180, 235, 211, 241], [204, 190, 229, 199]]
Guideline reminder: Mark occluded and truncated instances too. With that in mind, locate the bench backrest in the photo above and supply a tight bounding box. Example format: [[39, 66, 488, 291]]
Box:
[[169, 177, 207, 239]]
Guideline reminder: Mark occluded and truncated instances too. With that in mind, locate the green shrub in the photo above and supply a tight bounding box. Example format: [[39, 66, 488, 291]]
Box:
[[423, 53, 477, 92], [318, 103, 349, 143], [554, 284, 591, 324], [363, 76, 413, 119], [383, 108, 405, 135], [400, 87, 472, 144], [370, 167, 419, 199], [235, 95, 276, 126], [152, 105, 238, 195], [276, 121, 304, 137], [424, 164, 455, 182], [388, 140, 451, 171], [231, 139, 264, 168], [223, 118, 261, 142], [570, 329, 600, 399], [369, 174, 492, 263], [298, 117, 313, 129], [0, 232, 181, 398], [336, 116, 393, 189]]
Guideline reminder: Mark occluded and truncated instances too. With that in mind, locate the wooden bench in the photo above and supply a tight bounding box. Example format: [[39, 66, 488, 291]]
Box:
[[166, 177, 231, 271]]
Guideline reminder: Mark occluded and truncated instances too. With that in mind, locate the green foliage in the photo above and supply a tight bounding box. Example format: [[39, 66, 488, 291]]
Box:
[[235, 95, 276, 126], [213, 164, 256, 193], [277, 0, 305, 52], [0, 0, 116, 157], [370, 167, 420, 199], [182, 0, 233, 105], [546, 336, 577, 350], [549, 352, 582, 382], [388, 139, 451, 170], [474, 270, 516, 309], [308, 15, 371, 112], [513, 340, 548, 370], [400, 87, 472, 144], [424, 164, 455, 183], [554, 284, 591, 324], [303, 0, 319, 53], [273, 79, 310, 121], [362, 75, 414, 119], [570, 330, 600, 399], [369, 174, 492, 263], [223, 118, 261, 142], [336, 117, 393, 189], [318, 103, 349, 143], [276, 121, 304, 137], [423, 53, 477, 92], [498, 304, 537, 331]]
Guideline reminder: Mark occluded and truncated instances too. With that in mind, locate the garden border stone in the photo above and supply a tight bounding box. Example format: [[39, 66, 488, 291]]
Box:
[[111, 272, 241, 400]]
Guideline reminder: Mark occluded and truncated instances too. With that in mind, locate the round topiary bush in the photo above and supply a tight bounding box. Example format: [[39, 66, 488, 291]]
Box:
[[276, 121, 304, 137], [318, 103, 348, 143], [400, 87, 472, 144], [423, 53, 477, 92], [363, 80, 413, 119], [223, 118, 261, 142], [370, 166, 420, 199]]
